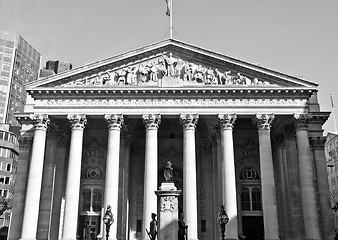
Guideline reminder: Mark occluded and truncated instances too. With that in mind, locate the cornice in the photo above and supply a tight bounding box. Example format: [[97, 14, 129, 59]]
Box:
[[28, 87, 315, 99]]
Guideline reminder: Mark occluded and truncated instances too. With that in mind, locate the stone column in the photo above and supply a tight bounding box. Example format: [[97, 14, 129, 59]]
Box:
[[61, 114, 87, 240], [294, 113, 320, 239], [310, 136, 335, 240], [283, 126, 305, 239], [142, 114, 161, 240], [218, 114, 238, 240], [104, 114, 124, 240], [254, 114, 279, 240], [20, 114, 50, 240], [180, 113, 199, 240]]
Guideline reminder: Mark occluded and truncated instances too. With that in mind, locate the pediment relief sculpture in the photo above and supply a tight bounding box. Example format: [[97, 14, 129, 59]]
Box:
[[60, 52, 275, 87]]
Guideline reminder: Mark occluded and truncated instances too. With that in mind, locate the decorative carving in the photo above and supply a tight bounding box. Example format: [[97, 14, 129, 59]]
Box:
[[309, 136, 326, 150], [58, 54, 273, 87], [67, 114, 87, 130], [218, 114, 237, 130], [238, 138, 259, 160], [105, 114, 124, 130], [294, 113, 311, 130], [143, 114, 161, 131], [30, 114, 50, 131], [180, 114, 199, 130], [160, 196, 177, 212], [254, 114, 275, 130]]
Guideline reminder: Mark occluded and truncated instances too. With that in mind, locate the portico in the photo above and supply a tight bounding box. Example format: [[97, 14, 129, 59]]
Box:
[[9, 39, 333, 240]]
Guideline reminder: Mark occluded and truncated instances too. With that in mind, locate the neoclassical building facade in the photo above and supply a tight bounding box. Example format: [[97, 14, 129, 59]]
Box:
[[9, 39, 333, 240]]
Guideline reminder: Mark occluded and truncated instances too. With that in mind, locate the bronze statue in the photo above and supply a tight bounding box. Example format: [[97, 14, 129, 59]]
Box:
[[149, 213, 157, 240], [178, 212, 188, 240]]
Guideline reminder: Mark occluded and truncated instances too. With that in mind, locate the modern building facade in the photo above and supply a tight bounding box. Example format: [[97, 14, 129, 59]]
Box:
[[9, 39, 334, 240], [0, 30, 41, 126], [325, 132, 338, 236], [39, 60, 73, 78]]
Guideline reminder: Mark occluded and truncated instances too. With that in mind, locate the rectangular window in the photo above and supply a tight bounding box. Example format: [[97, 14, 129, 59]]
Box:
[[4, 177, 9, 184], [0, 177, 4, 184], [82, 189, 91, 211], [201, 220, 206, 232], [137, 220, 142, 232], [6, 163, 11, 172], [92, 189, 102, 212]]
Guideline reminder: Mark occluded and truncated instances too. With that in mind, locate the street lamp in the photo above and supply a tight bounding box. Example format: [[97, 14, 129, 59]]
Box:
[[103, 205, 114, 240], [217, 205, 229, 240]]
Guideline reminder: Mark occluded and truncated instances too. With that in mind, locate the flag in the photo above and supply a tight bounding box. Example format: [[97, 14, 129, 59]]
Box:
[[165, 0, 171, 16], [331, 94, 335, 108]]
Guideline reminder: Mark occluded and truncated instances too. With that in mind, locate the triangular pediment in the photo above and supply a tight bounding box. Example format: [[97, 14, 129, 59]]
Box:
[[27, 39, 318, 90]]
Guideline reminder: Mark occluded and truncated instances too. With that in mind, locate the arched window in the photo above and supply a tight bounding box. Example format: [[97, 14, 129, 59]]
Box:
[[239, 167, 262, 212]]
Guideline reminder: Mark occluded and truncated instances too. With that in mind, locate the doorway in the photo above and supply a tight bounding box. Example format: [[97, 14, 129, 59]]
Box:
[[78, 215, 101, 240], [242, 216, 264, 240]]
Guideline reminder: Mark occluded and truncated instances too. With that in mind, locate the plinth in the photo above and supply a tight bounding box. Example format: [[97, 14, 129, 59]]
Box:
[[155, 182, 181, 240]]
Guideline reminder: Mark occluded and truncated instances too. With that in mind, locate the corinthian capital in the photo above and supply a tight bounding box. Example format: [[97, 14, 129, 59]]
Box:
[[218, 114, 237, 130], [180, 114, 199, 130], [142, 114, 161, 131], [294, 113, 311, 130], [254, 114, 275, 130], [67, 114, 87, 130], [30, 114, 50, 131], [105, 114, 124, 130]]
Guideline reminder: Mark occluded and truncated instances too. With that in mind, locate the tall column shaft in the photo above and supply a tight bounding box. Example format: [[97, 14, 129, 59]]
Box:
[[310, 137, 335, 240], [20, 114, 49, 240], [142, 114, 161, 240], [294, 114, 320, 239], [255, 114, 279, 240], [104, 114, 123, 240], [181, 114, 199, 240], [62, 114, 87, 240], [219, 114, 238, 240]]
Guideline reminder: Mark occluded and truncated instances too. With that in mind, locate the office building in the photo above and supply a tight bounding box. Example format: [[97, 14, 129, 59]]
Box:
[[9, 39, 334, 240]]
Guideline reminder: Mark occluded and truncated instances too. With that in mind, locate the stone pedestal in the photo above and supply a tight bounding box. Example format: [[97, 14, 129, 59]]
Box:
[[155, 182, 181, 240]]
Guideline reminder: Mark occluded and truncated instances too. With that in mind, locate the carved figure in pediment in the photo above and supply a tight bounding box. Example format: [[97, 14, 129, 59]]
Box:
[[224, 71, 232, 85], [100, 72, 112, 85], [205, 68, 217, 84], [125, 66, 137, 85], [147, 63, 158, 82], [175, 59, 185, 78], [236, 73, 252, 85], [183, 63, 194, 81], [215, 68, 225, 84], [115, 69, 127, 85], [105, 72, 116, 85], [138, 64, 148, 82], [193, 65, 206, 83], [162, 52, 178, 77]]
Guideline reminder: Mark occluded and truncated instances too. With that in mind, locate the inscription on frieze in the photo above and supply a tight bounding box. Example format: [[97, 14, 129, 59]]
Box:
[[40, 98, 307, 108]]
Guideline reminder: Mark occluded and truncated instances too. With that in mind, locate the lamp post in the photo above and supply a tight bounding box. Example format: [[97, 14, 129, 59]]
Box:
[[103, 205, 114, 240], [217, 205, 229, 240]]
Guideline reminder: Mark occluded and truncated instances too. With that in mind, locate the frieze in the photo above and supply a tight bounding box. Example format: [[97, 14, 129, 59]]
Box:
[[40, 98, 307, 108], [59, 53, 274, 87]]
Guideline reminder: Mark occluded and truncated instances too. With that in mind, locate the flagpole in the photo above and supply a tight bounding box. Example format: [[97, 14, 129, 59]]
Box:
[[169, 0, 173, 39], [331, 94, 337, 133]]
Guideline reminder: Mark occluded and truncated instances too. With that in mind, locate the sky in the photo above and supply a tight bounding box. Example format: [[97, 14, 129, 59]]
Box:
[[0, 0, 337, 133]]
